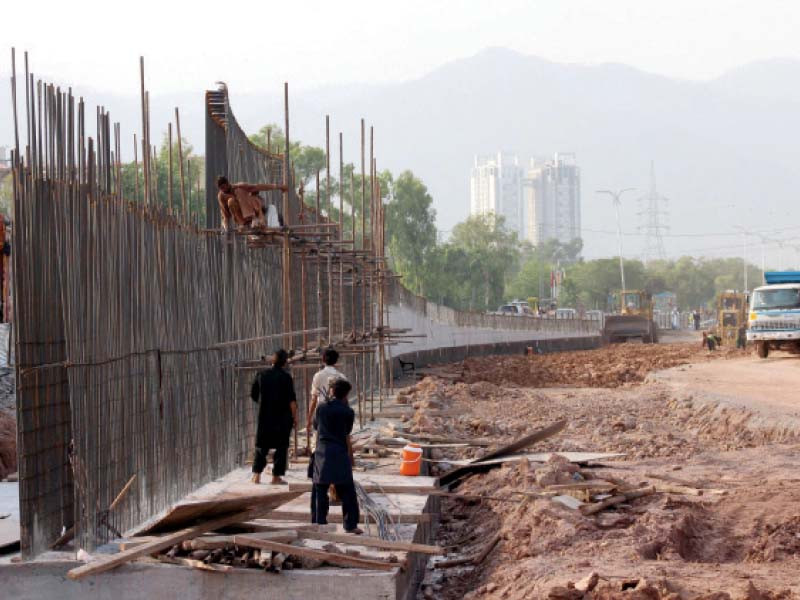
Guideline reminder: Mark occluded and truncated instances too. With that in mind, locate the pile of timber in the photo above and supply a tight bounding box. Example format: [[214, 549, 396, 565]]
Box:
[[66, 490, 443, 581]]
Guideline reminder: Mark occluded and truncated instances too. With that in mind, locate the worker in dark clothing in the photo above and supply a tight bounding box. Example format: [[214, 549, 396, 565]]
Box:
[[736, 326, 747, 349], [693, 310, 701, 331], [250, 349, 297, 485], [310, 378, 362, 534], [702, 331, 720, 351]]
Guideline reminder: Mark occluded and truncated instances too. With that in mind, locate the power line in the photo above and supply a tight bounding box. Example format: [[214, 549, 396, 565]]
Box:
[[637, 161, 668, 263]]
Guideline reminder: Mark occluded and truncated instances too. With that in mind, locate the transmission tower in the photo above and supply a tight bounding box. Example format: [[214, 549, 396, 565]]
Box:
[[637, 161, 669, 264]]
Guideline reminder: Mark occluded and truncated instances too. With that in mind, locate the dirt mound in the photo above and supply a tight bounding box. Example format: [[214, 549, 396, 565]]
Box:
[[461, 344, 732, 389], [747, 515, 800, 563], [0, 409, 15, 480]]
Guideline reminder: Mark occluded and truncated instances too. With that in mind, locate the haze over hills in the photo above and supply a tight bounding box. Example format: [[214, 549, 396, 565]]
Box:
[[3, 48, 800, 262]]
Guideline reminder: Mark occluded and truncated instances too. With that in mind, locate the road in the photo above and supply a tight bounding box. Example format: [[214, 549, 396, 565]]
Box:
[[652, 351, 800, 429]]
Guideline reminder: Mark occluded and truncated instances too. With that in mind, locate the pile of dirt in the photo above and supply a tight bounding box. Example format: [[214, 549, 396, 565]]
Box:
[[402, 344, 799, 599], [426, 457, 799, 600], [0, 409, 15, 480], [460, 344, 741, 389]]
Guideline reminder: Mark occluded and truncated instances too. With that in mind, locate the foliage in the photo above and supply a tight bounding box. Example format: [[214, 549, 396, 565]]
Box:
[[385, 171, 437, 295], [120, 133, 205, 222], [0, 175, 11, 215], [249, 124, 326, 188], [554, 256, 764, 311]]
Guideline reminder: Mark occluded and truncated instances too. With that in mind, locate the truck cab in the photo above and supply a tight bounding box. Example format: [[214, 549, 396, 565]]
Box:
[[747, 271, 800, 358]]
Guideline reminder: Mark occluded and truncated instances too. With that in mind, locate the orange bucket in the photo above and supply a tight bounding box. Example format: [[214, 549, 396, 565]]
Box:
[[400, 444, 423, 476]]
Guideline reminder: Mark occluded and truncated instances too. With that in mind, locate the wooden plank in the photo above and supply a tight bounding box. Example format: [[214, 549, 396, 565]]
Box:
[[580, 487, 655, 516], [260, 511, 431, 525], [432, 452, 627, 467], [233, 535, 398, 571], [297, 530, 443, 555], [138, 490, 300, 534], [288, 482, 437, 495], [66, 492, 301, 580], [546, 481, 616, 492], [438, 420, 568, 486], [153, 555, 235, 573]]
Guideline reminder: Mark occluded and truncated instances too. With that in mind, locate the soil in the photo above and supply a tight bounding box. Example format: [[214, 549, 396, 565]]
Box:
[[0, 366, 15, 479], [401, 343, 800, 599]]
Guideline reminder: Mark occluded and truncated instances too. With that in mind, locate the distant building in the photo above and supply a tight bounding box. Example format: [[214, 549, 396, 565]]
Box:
[[522, 153, 581, 245], [0, 147, 8, 167], [469, 152, 524, 238]]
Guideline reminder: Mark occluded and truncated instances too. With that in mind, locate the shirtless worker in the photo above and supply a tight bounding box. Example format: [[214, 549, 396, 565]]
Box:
[[216, 175, 287, 231]]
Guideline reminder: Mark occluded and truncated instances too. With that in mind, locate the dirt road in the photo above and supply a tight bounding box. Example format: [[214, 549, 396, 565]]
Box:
[[652, 354, 800, 429], [397, 343, 800, 599]]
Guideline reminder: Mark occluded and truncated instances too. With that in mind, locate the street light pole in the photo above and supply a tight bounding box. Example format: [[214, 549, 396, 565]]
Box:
[[597, 188, 635, 292]]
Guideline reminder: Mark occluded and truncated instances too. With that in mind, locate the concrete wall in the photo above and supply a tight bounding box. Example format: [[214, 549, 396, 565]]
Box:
[[390, 334, 601, 378], [1, 560, 398, 600]]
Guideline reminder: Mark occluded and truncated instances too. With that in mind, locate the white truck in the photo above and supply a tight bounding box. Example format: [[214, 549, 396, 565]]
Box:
[[747, 271, 800, 358]]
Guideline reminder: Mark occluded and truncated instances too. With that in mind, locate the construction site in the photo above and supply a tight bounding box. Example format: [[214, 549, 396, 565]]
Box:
[[2, 49, 800, 600]]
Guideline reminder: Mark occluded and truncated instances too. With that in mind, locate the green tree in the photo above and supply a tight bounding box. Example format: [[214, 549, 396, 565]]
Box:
[[385, 171, 437, 295], [447, 213, 521, 311], [249, 124, 326, 187], [0, 175, 12, 214], [119, 133, 205, 222]]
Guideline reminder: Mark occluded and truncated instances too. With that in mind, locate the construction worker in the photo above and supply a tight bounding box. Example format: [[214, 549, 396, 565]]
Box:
[[250, 349, 297, 485], [306, 348, 348, 452], [310, 378, 362, 534], [216, 175, 286, 231], [702, 331, 721, 351], [736, 326, 747, 349]]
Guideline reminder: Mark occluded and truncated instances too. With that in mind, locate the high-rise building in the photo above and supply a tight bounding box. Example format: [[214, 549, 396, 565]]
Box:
[[522, 153, 581, 245], [469, 152, 524, 238]]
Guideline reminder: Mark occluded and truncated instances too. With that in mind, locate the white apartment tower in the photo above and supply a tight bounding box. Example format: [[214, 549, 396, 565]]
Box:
[[469, 153, 524, 238], [522, 153, 581, 245]]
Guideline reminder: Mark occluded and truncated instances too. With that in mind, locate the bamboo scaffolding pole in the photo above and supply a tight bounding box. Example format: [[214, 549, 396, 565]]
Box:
[[175, 108, 187, 222], [139, 57, 149, 204], [168, 123, 173, 213], [134, 134, 140, 202]]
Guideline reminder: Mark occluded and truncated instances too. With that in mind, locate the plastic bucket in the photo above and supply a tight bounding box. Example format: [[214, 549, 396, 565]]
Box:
[[400, 444, 423, 476]]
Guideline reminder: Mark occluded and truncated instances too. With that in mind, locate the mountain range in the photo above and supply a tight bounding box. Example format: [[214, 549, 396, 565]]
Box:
[[3, 47, 800, 261]]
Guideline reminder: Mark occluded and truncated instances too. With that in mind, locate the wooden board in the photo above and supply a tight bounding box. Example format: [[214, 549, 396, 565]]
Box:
[[139, 490, 300, 534], [288, 482, 437, 495], [233, 535, 399, 571], [297, 530, 443, 555], [438, 420, 568, 486], [435, 452, 627, 467], [261, 511, 431, 525], [67, 492, 301, 580]]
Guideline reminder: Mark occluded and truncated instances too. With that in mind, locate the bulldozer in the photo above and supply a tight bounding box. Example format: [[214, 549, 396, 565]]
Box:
[[712, 291, 748, 345], [602, 290, 659, 344]]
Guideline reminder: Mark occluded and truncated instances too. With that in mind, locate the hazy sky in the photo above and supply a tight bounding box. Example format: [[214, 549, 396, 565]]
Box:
[[4, 0, 800, 93]]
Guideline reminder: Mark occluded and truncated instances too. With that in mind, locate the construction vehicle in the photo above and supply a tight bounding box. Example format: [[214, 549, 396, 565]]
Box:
[[712, 290, 748, 345], [602, 290, 659, 344], [747, 271, 800, 358]]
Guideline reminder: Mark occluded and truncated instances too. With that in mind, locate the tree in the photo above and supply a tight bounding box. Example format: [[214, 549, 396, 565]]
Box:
[[119, 133, 205, 222], [507, 257, 549, 301], [249, 124, 326, 187], [0, 175, 12, 215], [448, 213, 521, 311], [385, 171, 437, 295]]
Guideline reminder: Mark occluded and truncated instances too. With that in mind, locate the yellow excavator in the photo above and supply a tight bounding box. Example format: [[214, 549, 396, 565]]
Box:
[[713, 291, 748, 345], [603, 290, 659, 344]]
